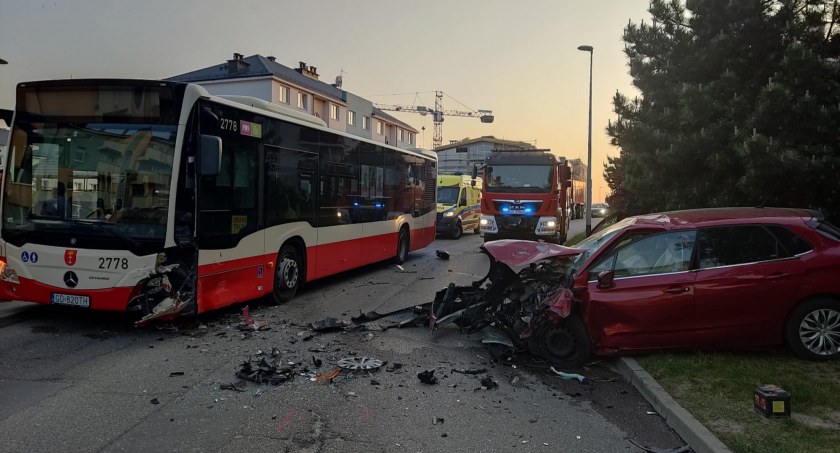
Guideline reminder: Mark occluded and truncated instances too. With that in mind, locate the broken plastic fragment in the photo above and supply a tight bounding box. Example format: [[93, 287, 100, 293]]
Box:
[[418, 369, 438, 385], [240, 306, 270, 331], [479, 377, 498, 390], [310, 317, 350, 332], [550, 367, 589, 384], [135, 297, 188, 327], [315, 368, 340, 383], [435, 250, 450, 260]]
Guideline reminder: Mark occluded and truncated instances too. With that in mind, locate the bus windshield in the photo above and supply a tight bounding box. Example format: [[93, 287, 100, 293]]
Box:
[[3, 122, 177, 245], [485, 165, 553, 193], [2, 83, 181, 251]]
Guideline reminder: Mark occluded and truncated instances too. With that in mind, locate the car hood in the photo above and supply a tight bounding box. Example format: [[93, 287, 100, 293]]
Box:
[[482, 239, 584, 267]]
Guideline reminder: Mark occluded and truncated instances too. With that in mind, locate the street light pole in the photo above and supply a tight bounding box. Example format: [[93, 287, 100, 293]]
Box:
[[577, 45, 593, 235]]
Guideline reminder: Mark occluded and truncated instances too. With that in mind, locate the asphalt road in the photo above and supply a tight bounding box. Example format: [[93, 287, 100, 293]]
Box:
[[0, 218, 686, 452]]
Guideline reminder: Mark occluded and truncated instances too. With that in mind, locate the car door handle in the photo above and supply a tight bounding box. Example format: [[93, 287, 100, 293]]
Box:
[[767, 272, 790, 281], [664, 286, 690, 294]]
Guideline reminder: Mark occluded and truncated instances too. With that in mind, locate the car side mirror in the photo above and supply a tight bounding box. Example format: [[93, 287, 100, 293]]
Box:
[[596, 270, 614, 289]]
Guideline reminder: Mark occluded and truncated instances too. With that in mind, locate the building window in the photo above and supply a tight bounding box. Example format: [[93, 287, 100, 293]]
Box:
[[408, 132, 414, 144], [376, 121, 383, 135], [279, 86, 290, 104], [363, 116, 370, 130], [330, 104, 339, 120], [399, 129, 405, 142], [297, 92, 308, 110], [348, 110, 356, 126]]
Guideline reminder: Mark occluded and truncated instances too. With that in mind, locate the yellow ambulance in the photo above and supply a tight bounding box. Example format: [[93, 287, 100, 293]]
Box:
[[436, 174, 482, 239]]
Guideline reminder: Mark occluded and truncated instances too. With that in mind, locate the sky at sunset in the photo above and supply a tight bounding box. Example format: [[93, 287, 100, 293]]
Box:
[[0, 0, 652, 202]]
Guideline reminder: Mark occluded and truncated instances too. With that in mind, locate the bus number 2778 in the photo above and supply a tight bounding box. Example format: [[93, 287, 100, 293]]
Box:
[[99, 257, 129, 270]]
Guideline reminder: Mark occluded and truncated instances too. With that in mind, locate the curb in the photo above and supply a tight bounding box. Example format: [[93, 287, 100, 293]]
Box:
[[612, 357, 732, 453]]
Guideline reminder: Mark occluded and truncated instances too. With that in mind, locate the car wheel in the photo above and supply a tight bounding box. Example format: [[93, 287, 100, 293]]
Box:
[[270, 243, 302, 305], [531, 314, 592, 368], [451, 221, 462, 239], [394, 227, 409, 264], [785, 297, 840, 360]]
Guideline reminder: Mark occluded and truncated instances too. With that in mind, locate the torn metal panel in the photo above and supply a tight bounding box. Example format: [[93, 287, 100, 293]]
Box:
[[431, 239, 590, 368]]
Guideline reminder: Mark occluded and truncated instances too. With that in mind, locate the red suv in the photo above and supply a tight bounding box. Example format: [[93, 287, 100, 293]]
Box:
[[567, 207, 840, 360]]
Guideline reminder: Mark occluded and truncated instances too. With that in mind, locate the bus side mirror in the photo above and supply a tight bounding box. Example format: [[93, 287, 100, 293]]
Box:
[[199, 135, 222, 177], [470, 165, 478, 180]]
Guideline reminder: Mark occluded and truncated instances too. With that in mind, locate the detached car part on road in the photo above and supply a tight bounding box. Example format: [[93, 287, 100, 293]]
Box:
[[432, 207, 840, 365]]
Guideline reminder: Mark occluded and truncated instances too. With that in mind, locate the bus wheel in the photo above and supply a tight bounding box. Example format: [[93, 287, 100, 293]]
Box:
[[271, 244, 302, 305], [394, 227, 409, 264], [451, 221, 463, 239]]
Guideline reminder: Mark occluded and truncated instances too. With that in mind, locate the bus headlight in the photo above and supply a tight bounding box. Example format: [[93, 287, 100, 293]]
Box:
[[480, 215, 498, 233], [443, 210, 455, 217], [535, 216, 558, 235], [0, 259, 20, 284]]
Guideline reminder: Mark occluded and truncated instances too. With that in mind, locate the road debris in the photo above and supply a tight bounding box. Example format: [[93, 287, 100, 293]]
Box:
[[361, 332, 375, 342], [150, 398, 160, 404], [386, 363, 402, 372], [169, 371, 185, 377], [220, 381, 246, 392], [239, 306, 270, 331], [418, 369, 438, 385], [313, 367, 340, 383], [435, 250, 450, 260], [312, 356, 323, 368], [452, 368, 487, 375], [550, 367, 589, 384], [236, 357, 296, 385], [433, 416, 445, 425], [337, 356, 384, 371], [478, 377, 498, 390], [310, 317, 350, 332]]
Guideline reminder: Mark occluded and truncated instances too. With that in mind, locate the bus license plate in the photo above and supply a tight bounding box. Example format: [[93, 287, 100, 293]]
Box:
[[51, 293, 90, 308]]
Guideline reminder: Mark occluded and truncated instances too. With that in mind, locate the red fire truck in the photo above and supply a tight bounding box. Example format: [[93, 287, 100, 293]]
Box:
[[477, 149, 572, 243]]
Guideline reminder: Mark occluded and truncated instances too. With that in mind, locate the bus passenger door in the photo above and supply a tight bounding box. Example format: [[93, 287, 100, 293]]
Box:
[[196, 111, 264, 312]]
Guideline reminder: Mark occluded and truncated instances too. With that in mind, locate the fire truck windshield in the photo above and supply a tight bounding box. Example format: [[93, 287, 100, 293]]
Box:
[[485, 165, 553, 193]]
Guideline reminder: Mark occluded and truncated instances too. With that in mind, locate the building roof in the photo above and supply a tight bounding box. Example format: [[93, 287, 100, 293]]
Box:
[[167, 54, 345, 102], [435, 136, 534, 152], [372, 108, 418, 133]]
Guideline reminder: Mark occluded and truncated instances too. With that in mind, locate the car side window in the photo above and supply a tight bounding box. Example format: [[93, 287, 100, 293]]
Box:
[[766, 225, 812, 256], [589, 231, 696, 279], [697, 226, 782, 268]]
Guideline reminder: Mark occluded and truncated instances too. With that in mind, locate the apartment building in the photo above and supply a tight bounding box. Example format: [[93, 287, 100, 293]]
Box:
[[435, 136, 534, 174], [168, 53, 418, 148]]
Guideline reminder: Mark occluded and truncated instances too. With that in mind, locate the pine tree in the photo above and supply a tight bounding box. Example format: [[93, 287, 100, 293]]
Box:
[[606, 0, 840, 222]]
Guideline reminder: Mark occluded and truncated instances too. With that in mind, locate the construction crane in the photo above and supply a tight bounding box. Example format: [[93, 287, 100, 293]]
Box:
[[373, 91, 493, 149]]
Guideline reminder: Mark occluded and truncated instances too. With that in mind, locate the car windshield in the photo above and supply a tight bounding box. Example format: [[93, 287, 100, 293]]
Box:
[[567, 217, 637, 273], [437, 187, 459, 205]]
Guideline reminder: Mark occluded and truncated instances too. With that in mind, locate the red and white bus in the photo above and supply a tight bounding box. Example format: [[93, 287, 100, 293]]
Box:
[[0, 79, 437, 323]]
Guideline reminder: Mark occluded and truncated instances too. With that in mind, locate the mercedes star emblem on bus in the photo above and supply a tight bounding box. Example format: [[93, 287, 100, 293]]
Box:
[[70, 237, 77, 246], [63, 271, 79, 288]]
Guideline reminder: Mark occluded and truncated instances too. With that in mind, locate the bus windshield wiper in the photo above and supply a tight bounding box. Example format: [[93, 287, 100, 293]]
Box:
[[73, 219, 141, 250]]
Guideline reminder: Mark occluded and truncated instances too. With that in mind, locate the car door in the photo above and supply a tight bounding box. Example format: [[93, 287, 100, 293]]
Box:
[[582, 230, 699, 352], [690, 225, 807, 348]]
